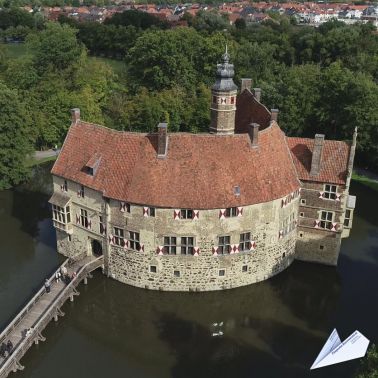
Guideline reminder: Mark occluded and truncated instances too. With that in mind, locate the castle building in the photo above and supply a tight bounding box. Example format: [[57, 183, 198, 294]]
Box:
[[49, 52, 356, 292]]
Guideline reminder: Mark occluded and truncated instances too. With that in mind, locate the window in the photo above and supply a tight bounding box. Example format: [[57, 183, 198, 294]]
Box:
[[86, 167, 94, 176], [80, 209, 88, 228], [150, 265, 157, 273], [126, 203, 131, 213], [218, 236, 231, 254], [219, 269, 225, 276], [282, 252, 286, 258], [181, 237, 194, 255], [320, 211, 333, 230], [164, 236, 177, 255], [149, 207, 155, 217], [174, 270, 180, 277], [344, 209, 352, 228], [242, 265, 248, 272], [79, 185, 85, 198], [239, 232, 251, 252], [99, 216, 106, 234], [299, 232, 304, 238], [52, 205, 65, 223], [52, 205, 71, 231], [68, 235, 72, 242], [301, 199, 306, 205], [63, 180, 68, 192], [320, 245, 324, 250], [324, 184, 337, 200], [225, 207, 238, 217], [231, 96, 235, 105], [300, 212, 304, 217], [180, 209, 193, 219], [129, 231, 140, 250], [280, 212, 296, 238], [113, 227, 124, 246]]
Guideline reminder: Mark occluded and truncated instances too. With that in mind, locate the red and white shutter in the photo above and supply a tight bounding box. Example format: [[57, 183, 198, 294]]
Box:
[[120, 202, 126, 212], [193, 247, 200, 256], [87, 220, 92, 230], [230, 244, 239, 254], [219, 209, 226, 219], [143, 207, 149, 217], [77, 190, 81, 198], [173, 209, 181, 220], [331, 223, 338, 232], [279, 230, 284, 239], [137, 243, 145, 252], [319, 191, 324, 199], [193, 210, 199, 220], [108, 234, 114, 245], [123, 239, 129, 250], [336, 193, 341, 201], [314, 220, 320, 228], [212, 246, 219, 256], [237, 207, 243, 217], [156, 246, 164, 255], [249, 241, 257, 251], [76, 214, 80, 225]]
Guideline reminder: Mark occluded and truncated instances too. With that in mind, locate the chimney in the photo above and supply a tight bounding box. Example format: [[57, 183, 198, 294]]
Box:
[[157, 122, 168, 158], [270, 109, 279, 123], [310, 134, 325, 176], [253, 88, 261, 102], [241, 78, 252, 92], [71, 108, 80, 124], [248, 123, 260, 147]]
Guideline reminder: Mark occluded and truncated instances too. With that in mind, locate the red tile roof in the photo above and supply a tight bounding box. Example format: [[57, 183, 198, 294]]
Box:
[[52, 122, 300, 209], [287, 137, 351, 185], [235, 89, 272, 133]]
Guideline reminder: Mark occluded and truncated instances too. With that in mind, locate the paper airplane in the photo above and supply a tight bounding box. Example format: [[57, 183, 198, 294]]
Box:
[[311, 329, 370, 370]]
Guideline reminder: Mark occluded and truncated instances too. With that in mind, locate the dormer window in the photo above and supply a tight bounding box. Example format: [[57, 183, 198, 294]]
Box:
[[84, 153, 101, 177], [324, 184, 337, 200]]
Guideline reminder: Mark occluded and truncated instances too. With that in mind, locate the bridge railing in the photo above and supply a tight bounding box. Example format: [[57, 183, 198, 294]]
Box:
[[0, 259, 69, 346], [0, 256, 103, 378]]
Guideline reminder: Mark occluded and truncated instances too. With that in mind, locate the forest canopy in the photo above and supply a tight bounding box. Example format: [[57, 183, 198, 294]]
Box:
[[1, 8, 378, 188]]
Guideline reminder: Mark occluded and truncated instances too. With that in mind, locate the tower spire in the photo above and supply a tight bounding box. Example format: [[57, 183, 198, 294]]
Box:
[[209, 49, 238, 135]]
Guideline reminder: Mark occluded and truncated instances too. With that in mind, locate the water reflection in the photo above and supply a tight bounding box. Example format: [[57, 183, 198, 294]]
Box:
[[1, 166, 377, 378]]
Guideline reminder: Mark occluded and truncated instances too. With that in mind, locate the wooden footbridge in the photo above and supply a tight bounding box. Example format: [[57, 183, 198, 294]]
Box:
[[0, 255, 104, 378]]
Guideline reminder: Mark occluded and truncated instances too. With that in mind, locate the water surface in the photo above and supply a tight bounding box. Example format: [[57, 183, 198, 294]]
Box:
[[0, 163, 377, 378]]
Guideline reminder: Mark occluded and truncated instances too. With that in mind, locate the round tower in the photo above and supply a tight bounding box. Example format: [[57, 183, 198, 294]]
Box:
[[210, 47, 238, 135]]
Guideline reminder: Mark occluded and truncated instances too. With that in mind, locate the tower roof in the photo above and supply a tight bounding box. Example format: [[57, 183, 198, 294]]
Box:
[[212, 47, 238, 92]]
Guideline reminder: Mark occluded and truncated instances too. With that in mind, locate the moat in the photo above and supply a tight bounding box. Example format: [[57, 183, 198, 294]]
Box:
[[0, 162, 377, 378]]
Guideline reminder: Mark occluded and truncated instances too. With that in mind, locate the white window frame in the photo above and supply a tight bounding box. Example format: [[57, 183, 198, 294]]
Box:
[[163, 236, 177, 255], [319, 211, 334, 230], [344, 209, 352, 228], [80, 208, 88, 228], [218, 235, 231, 254], [180, 237, 194, 255], [225, 207, 238, 218], [129, 231, 140, 250], [324, 184, 337, 200], [113, 227, 124, 246], [239, 232, 251, 252], [180, 209, 193, 219]]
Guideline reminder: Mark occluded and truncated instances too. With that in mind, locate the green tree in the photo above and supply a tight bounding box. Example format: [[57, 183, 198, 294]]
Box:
[[356, 344, 378, 378], [26, 22, 84, 73], [0, 81, 32, 189]]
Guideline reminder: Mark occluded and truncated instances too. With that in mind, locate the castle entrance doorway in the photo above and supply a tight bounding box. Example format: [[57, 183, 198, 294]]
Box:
[[91, 239, 103, 256]]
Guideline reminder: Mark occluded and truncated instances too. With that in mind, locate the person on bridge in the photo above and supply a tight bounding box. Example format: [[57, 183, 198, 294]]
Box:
[[44, 279, 51, 293], [0, 342, 6, 358], [6, 340, 13, 355]]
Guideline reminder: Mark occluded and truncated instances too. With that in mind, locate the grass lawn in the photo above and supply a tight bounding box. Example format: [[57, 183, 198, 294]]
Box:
[[2, 43, 125, 75], [26, 155, 57, 168], [1, 42, 28, 58], [352, 172, 378, 192]]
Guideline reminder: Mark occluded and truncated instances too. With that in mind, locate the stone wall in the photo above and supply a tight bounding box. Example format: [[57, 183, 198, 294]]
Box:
[[51, 175, 300, 291], [107, 194, 299, 291], [295, 181, 348, 266]]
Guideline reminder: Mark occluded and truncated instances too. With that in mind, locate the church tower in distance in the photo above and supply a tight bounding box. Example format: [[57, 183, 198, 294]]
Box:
[[210, 47, 238, 135]]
